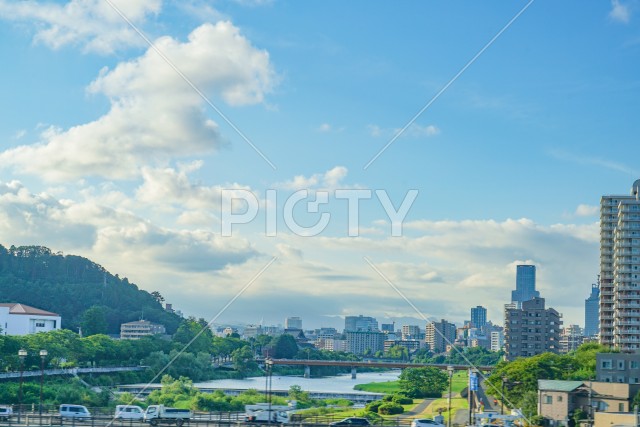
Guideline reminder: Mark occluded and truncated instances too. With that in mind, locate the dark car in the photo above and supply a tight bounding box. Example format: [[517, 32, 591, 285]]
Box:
[[330, 418, 371, 426]]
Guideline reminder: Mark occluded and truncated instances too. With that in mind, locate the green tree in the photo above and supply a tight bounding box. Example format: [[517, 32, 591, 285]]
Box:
[[386, 345, 409, 360], [173, 317, 214, 354], [270, 334, 298, 358], [232, 345, 258, 375], [80, 305, 109, 336], [399, 367, 448, 398]]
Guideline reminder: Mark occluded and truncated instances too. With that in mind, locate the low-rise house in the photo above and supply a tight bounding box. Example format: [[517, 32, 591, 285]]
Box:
[[538, 380, 634, 427]]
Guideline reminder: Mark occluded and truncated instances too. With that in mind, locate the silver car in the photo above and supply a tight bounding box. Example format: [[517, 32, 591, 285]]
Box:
[[411, 419, 445, 427]]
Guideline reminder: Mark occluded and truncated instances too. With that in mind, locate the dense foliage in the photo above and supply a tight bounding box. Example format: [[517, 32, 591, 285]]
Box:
[[0, 245, 182, 334], [398, 367, 448, 398], [485, 343, 615, 419]]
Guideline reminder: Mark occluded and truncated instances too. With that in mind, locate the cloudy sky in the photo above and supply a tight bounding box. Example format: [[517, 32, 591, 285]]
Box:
[[0, 0, 638, 331]]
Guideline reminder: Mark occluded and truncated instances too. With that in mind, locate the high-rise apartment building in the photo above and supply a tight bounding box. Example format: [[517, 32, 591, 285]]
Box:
[[470, 306, 487, 329], [285, 317, 302, 330], [504, 297, 562, 361], [402, 325, 421, 340], [425, 319, 456, 353], [511, 265, 540, 307], [600, 179, 640, 351], [585, 282, 600, 338], [345, 331, 385, 355], [559, 324, 584, 354], [344, 315, 378, 332]]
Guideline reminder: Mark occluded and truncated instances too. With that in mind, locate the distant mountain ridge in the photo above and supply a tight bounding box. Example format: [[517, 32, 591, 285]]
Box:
[[0, 244, 181, 334]]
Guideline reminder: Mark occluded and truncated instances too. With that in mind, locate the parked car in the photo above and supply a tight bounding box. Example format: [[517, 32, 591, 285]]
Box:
[[411, 419, 445, 427], [330, 418, 371, 426], [59, 404, 91, 419], [115, 405, 145, 420], [0, 406, 12, 421]]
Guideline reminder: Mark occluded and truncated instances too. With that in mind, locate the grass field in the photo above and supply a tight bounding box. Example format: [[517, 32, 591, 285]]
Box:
[[353, 380, 402, 393]]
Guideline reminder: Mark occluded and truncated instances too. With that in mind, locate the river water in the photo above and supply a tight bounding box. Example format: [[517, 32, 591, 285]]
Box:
[[193, 370, 401, 394]]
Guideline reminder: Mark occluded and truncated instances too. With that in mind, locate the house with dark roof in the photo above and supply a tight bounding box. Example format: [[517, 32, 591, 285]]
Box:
[[0, 303, 61, 335], [537, 380, 635, 426]]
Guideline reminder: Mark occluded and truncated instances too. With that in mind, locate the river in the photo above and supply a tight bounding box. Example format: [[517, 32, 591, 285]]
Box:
[[193, 370, 401, 394]]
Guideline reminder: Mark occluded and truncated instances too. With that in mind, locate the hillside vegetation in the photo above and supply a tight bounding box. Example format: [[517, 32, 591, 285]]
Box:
[[0, 244, 181, 334]]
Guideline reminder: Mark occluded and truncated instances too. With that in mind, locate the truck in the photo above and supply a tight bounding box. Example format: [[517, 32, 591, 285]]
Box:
[[144, 405, 192, 426], [245, 403, 294, 424]]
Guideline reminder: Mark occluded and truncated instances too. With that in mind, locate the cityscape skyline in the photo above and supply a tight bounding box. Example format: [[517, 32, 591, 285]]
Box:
[[0, 2, 638, 331]]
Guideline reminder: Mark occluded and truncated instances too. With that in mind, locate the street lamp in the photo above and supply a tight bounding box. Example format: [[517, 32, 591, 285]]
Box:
[[501, 376, 508, 415], [18, 349, 27, 423], [39, 350, 47, 417], [447, 366, 454, 427]]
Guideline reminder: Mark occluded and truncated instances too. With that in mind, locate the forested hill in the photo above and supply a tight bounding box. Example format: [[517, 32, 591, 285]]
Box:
[[0, 244, 181, 335]]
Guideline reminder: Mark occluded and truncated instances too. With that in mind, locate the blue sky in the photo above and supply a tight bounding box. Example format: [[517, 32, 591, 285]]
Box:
[[0, 0, 638, 331]]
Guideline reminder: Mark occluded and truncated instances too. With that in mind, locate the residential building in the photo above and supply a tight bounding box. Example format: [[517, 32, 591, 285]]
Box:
[[243, 324, 263, 338], [596, 352, 640, 386], [490, 330, 504, 352], [537, 380, 634, 427], [511, 265, 540, 308], [600, 179, 640, 351], [401, 325, 422, 340], [425, 319, 456, 353], [584, 282, 600, 338], [285, 317, 302, 330], [470, 306, 487, 329], [504, 297, 562, 361], [559, 325, 584, 354], [383, 339, 421, 354], [345, 331, 385, 355], [316, 338, 347, 352], [380, 323, 395, 333], [344, 315, 378, 332], [120, 320, 166, 339], [0, 303, 61, 335]]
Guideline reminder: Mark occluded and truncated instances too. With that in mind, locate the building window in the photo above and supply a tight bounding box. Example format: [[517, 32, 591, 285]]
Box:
[[602, 360, 612, 369], [631, 361, 639, 369], [544, 395, 552, 404], [619, 403, 625, 412], [35, 322, 45, 327], [557, 396, 563, 402], [618, 361, 625, 370]]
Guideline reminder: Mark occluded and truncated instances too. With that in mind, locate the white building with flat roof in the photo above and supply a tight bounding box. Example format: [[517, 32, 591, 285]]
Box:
[[0, 303, 61, 335]]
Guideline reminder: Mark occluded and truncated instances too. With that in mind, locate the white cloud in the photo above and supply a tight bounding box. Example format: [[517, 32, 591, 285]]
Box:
[[0, 22, 277, 181], [0, 0, 161, 54], [575, 204, 599, 217], [0, 179, 259, 275], [317, 123, 332, 132], [277, 166, 349, 191], [368, 123, 440, 138], [610, 0, 631, 23]]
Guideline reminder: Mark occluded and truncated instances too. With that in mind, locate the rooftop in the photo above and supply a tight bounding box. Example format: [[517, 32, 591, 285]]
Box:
[[0, 303, 59, 317]]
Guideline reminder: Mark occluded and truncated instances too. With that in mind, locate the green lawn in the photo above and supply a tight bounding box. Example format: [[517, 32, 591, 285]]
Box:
[[353, 380, 402, 393], [422, 397, 468, 423]]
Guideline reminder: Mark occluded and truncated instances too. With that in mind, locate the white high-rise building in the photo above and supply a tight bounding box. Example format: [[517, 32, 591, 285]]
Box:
[[600, 179, 640, 351], [285, 317, 302, 330]]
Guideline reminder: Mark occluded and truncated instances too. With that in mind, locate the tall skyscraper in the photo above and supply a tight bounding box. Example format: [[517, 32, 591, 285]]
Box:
[[584, 282, 600, 338], [511, 265, 540, 307], [285, 317, 302, 330], [600, 179, 640, 351], [470, 306, 487, 329], [344, 315, 378, 332]]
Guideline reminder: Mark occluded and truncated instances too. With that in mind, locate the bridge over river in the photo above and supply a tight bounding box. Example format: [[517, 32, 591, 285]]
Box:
[[265, 359, 494, 378]]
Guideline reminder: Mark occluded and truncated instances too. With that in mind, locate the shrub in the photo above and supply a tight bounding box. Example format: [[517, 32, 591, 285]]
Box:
[[391, 395, 413, 405], [366, 401, 382, 413], [377, 403, 404, 415]]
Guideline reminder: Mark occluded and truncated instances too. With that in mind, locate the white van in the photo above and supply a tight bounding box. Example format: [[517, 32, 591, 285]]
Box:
[[115, 405, 145, 420], [0, 406, 12, 421], [59, 404, 91, 419]]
